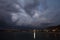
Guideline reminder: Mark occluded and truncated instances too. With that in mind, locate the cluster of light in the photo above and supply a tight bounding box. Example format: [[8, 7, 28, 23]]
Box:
[[52, 29, 56, 32]]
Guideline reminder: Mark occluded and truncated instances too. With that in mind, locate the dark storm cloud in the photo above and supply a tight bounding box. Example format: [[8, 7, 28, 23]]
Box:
[[0, 0, 60, 28]]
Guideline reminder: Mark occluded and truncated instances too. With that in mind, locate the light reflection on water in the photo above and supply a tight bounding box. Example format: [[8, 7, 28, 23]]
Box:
[[0, 31, 60, 40]]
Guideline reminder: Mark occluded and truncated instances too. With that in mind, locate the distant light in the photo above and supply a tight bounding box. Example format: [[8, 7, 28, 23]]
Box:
[[44, 29, 49, 32], [52, 29, 56, 32]]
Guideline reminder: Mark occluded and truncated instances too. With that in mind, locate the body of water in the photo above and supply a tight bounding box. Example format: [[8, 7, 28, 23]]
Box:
[[0, 31, 60, 40]]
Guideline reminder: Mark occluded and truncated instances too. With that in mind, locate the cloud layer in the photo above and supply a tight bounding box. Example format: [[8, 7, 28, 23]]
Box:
[[0, 0, 60, 28]]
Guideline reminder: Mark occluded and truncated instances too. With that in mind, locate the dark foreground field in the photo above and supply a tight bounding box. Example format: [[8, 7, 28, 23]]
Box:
[[0, 31, 60, 40]]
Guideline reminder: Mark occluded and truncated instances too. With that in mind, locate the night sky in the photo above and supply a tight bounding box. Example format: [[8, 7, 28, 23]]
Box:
[[0, 0, 60, 29]]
